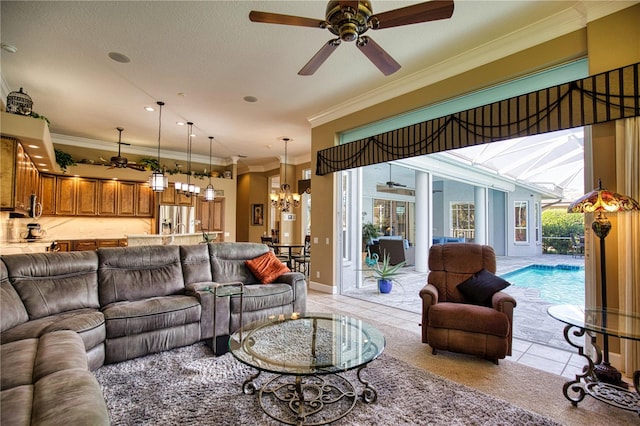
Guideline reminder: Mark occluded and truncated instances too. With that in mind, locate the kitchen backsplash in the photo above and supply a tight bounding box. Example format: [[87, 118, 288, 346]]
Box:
[[1, 212, 152, 242]]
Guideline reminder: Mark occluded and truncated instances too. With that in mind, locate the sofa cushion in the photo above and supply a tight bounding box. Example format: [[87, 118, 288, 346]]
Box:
[[1, 338, 38, 390], [428, 302, 510, 337], [1, 309, 105, 348], [102, 295, 201, 338], [245, 251, 290, 284], [232, 283, 294, 313], [208, 242, 270, 284], [98, 245, 184, 305], [3, 251, 99, 320], [457, 268, 510, 306], [1, 385, 33, 426], [180, 244, 212, 285], [1, 261, 28, 332]]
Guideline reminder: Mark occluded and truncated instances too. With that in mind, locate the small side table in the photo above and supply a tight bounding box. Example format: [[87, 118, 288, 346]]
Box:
[[204, 281, 244, 356]]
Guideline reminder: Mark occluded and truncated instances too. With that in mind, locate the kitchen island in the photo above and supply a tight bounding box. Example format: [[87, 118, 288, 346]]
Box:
[[127, 232, 222, 247]]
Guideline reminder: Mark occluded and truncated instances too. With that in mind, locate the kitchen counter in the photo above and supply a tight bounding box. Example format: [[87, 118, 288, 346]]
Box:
[[127, 232, 221, 246], [0, 241, 53, 255]]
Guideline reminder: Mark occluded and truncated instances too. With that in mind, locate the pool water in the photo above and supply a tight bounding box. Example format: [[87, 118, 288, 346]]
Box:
[[500, 265, 585, 306]]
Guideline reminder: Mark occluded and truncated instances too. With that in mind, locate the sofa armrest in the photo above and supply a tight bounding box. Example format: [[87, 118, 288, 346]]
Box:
[[491, 291, 516, 318], [275, 272, 307, 314]]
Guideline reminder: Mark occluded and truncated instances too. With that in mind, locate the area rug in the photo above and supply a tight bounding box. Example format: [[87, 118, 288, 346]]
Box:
[[93, 343, 561, 425]]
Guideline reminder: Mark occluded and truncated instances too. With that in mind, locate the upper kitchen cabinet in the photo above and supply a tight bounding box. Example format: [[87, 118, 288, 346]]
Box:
[[0, 137, 39, 216]]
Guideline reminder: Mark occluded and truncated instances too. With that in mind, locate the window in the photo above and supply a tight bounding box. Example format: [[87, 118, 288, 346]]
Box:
[[534, 202, 540, 243], [450, 202, 475, 240], [514, 201, 528, 243]]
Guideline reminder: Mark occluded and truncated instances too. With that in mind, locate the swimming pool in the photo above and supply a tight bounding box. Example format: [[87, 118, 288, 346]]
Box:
[[500, 264, 585, 306]]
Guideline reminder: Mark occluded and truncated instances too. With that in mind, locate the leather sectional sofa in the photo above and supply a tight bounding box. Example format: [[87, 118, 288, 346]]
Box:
[[0, 242, 307, 425]]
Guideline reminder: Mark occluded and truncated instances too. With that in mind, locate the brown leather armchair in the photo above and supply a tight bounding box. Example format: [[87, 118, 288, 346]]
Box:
[[419, 243, 516, 364]]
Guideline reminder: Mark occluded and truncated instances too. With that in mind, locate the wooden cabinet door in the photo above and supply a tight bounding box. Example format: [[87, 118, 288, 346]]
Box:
[[98, 180, 118, 215], [56, 240, 72, 252], [159, 187, 176, 205], [97, 239, 120, 248], [117, 181, 136, 216], [73, 239, 97, 251], [211, 198, 225, 233], [39, 174, 56, 215], [196, 198, 211, 231], [135, 183, 154, 217], [0, 138, 16, 210], [176, 192, 195, 206], [76, 179, 98, 215], [56, 176, 76, 215]]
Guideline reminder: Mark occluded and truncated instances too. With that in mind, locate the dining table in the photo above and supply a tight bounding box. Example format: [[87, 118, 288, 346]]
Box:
[[271, 243, 305, 268]]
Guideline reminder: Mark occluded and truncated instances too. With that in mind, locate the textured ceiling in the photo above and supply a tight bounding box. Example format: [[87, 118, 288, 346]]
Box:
[[0, 1, 635, 172]]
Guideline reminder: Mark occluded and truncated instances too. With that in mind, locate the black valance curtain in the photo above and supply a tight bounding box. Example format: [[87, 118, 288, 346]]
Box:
[[316, 62, 640, 176]]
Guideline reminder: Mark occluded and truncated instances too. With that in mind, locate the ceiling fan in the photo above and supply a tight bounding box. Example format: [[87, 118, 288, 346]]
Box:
[[249, 0, 454, 76], [107, 127, 146, 171], [386, 164, 406, 188]]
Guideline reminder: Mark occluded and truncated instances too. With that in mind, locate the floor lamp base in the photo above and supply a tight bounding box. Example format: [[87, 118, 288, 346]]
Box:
[[594, 362, 628, 389]]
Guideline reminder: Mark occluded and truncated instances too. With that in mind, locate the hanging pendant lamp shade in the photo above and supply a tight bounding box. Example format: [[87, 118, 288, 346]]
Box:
[[149, 101, 168, 192], [270, 137, 300, 212], [204, 136, 216, 201], [175, 122, 199, 197]]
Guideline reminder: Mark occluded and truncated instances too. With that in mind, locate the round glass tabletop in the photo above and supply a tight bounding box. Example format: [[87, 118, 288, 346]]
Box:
[[229, 312, 386, 376], [547, 304, 640, 341]]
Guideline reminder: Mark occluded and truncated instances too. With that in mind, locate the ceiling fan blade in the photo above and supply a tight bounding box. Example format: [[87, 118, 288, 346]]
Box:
[[128, 164, 147, 172], [356, 36, 400, 76], [371, 0, 454, 29], [298, 39, 341, 76], [249, 11, 325, 28]]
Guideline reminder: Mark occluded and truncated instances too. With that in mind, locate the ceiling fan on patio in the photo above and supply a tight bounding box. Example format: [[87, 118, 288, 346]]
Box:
[[249, 0, 455, 76], [107, 127, 146, 171], [386, 164, 406, 188]]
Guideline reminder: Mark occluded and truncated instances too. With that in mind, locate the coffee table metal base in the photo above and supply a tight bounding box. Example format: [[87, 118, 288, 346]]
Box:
[[242, 366, 377, 426]]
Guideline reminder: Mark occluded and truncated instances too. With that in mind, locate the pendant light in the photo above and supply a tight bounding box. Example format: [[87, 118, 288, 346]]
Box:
[[175, 122, 200, 197], [270, 137, 300, 212], [203, 136, 216, 201], [149, 101, 168, 192]]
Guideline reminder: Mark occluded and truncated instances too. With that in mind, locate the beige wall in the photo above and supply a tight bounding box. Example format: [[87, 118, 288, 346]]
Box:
[[309, 5, 639, 291]]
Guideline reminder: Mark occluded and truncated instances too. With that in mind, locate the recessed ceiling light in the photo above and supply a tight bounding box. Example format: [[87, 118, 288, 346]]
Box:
[[28, 144, 39, 149], [1, 42, 18, 53], [145, 106, 155, 112], [108, 52, 131, 63], [38, 163, 46, 167], [41, 168, 49, 172], [177, 121, 185, 126], [33, 155, 43, 159], [244, 96, 258, 103]]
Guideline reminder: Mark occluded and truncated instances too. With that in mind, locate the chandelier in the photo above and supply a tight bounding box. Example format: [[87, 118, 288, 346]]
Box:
[[149, 101, 168, 192], [174, 122, 200, 197], [203, 136, 216, 201], [270, 137, 300, 212]]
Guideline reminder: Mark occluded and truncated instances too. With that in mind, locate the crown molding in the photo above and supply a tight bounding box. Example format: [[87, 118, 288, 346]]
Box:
[[308, 2, 630, 128]]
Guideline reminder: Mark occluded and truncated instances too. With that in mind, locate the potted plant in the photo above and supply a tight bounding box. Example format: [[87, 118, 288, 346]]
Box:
[[362, 222, 379, 253], [54, 149, 76, 173], [365, 252, 406, 294]]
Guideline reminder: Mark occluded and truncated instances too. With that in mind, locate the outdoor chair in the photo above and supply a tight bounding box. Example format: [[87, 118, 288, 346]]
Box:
[[419, 243, 517, 364], [570, 233, 585, 257]]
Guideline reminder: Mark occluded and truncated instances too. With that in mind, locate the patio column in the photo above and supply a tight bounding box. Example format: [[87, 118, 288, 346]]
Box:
[[415, 171, 431, 272], [474, 186, 488, 245]]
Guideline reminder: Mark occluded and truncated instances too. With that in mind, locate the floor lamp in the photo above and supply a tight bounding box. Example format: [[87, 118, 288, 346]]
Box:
[[568, 179, 640, 386]]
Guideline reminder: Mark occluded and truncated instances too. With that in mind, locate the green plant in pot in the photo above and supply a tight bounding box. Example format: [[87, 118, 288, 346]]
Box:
[[365, 252, 406, 294], [362, 222, 379, 253]]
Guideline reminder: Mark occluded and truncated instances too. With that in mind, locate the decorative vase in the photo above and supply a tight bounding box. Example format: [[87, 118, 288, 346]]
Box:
[[378, 279, 393, 294]]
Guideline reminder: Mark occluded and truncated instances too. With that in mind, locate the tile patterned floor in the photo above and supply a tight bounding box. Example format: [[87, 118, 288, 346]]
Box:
[[309, 254, 601, 381]]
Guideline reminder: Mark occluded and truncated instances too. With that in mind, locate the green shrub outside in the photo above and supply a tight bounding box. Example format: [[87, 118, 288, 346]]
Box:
[[542, 208, 585, 254]]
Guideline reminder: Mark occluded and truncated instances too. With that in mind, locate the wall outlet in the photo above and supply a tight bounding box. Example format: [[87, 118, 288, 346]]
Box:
[[313, 237, 318, 244], [325, 237, 329, 245], [224, 232, 230, 237], [316, 271, 320, 278]]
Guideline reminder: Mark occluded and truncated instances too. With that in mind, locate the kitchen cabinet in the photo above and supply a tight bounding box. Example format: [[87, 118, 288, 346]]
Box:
[[0, 137, 39, 215], [98, 180, 118, 215], [197, 197, 225, 239], [73, 239, 97, 251], [160, 184, 194, 206], [55, 240, 72, 252], [39, 174, 56, 215], [136, 183, 154, 217], [56, 176, 77, 215], [76, 178, 98, 215], [117, 181, 136, 216]]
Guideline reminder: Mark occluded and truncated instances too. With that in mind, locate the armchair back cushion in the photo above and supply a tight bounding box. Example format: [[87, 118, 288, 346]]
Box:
[[3, 251, 99, 320], [98, 245, 184, 305], [208, 242, 270, 284], [428, 243, 496, 303]]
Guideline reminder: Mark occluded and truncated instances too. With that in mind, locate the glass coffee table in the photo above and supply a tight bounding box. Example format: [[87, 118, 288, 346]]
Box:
[[229, 312, 386, 425]]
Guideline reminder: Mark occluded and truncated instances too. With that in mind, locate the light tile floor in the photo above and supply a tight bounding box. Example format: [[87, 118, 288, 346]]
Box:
[[308, 253, 606, 382]]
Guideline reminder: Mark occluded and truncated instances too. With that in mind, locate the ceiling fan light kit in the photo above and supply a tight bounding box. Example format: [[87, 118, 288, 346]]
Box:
[[249, 0, 454, 76]]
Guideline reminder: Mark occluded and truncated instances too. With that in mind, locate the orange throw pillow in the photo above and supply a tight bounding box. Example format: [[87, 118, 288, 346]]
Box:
[[245, 251, 290, 284]]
